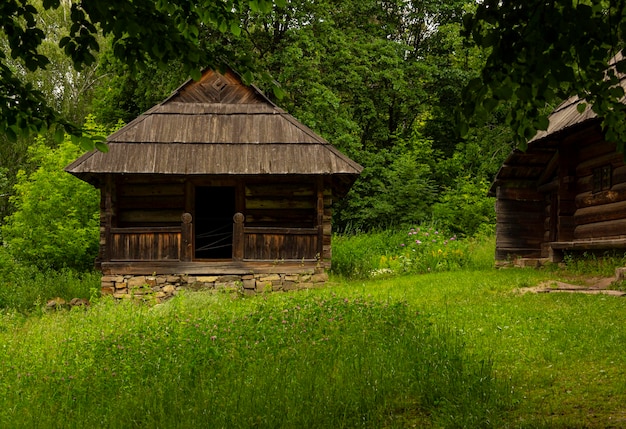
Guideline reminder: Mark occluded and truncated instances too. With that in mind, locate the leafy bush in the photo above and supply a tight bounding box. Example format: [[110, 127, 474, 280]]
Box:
[[1, 120, 104, 271], [0, 246, 99, 312], [431, 175, 496, 236]]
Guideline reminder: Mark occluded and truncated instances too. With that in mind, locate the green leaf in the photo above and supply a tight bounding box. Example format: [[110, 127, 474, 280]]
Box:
[[54, 126, 65, 144], [5, 126, 17, 143], [576, 102, 587, 114], [190, 68, 202, 81], [242, 70, 254, 84], [94, 141, 109, 153], [230, 21, 242, 36], [78, 136, 95, 151], [535, 115, 549, 131], [272, 83, 286, 99], [249, 0, 259, 12]]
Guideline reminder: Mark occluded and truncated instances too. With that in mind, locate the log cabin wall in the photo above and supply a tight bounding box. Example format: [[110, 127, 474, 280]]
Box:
[[494, 186, 545, 260], [240, 176, 332, 264], [573, 138, 626, 241], [97, 174, 334, 266]]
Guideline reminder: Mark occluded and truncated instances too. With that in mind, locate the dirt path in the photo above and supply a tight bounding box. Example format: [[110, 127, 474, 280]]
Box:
[[520, 275, 626, 296]]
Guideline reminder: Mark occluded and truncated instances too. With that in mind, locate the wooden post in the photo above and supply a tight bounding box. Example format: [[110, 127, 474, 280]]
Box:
[[233, 212, 245, 261], [102, 175, 114, 263], [316, 177, 324, 262], [181, 212, 193, 262]]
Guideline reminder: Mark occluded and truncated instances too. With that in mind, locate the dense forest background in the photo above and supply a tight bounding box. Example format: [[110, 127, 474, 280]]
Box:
[[0, 0, 518, 270]]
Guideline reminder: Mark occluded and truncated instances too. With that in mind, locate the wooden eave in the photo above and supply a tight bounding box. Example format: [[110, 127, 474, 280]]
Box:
[[65, 68, 363, 190]]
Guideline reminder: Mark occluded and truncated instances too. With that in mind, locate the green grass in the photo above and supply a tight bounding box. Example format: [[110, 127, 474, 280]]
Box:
[[1, 235, 625, 427]]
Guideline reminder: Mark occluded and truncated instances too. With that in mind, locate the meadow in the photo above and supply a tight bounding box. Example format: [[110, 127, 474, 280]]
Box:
[[0, 230, 625, 428]]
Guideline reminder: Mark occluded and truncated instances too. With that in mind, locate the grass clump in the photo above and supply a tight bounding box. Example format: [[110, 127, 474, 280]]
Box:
[[0, 292, 512, 428]]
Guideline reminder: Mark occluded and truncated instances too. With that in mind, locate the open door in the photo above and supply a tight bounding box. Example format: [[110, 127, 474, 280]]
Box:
[[194, 187, 236, 259]]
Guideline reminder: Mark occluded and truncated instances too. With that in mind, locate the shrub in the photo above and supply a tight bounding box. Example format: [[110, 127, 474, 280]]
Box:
[[431, 176, 496, 236], [1, 122, 103, 271], [331, 225, 495, 279]]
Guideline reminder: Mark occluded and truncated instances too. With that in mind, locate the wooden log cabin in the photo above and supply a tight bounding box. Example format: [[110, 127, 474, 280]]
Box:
[[490, 77, 626, 265], [66, 69, 362, 297]]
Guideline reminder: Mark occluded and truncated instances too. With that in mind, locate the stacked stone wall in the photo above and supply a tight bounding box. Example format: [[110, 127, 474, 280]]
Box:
[[101, 271, 329, 302]]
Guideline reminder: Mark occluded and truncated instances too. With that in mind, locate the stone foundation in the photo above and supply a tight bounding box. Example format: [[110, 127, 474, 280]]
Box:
[[101, 271, 329, 302]]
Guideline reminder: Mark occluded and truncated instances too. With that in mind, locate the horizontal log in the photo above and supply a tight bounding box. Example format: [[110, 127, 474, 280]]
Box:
[[246, 198, 315, 210], [495, 248, 542, 260], [111, 226, 181, 234], [101, 261, 319, 275], [118, 210, 183, 224], [496, 211, 544, 224], [117, 183, 185, 197], [245, 184, 315, 197], [117, 175, 185, 185], [496, 235, 544, 248], [117, 195, 185, 210], [576, 151, 623, 176], [496, 199, 544, 213], [493, 181, 542, 197], [613, 165, 626, 185], [574, 218, 626, 240], [550, 238, 626, 249], [576, 135, 613, 161], [244, 227, 317, 235], [576, 188, 626, 208]]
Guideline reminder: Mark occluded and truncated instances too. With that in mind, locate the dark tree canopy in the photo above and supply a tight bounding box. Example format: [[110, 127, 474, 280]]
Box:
[[1, 0, 279, 148], [461, 0, 626, 150]]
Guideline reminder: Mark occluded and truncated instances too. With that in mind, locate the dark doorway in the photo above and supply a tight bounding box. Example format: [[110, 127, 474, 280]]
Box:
[[194, 187, 235, 259]]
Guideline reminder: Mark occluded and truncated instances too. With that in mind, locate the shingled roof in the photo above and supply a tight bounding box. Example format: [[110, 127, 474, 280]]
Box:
[[66, 69, 362, 191]]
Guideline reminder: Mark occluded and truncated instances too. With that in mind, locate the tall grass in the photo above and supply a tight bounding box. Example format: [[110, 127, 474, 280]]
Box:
[[0, 292, 512, 428], [0, 247, 98, 312], [331, 225, 494, 279]]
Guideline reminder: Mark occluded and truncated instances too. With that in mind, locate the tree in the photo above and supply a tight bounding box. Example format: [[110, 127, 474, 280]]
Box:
[[1, 0, 280, 147], [461, 1, 626, 149]]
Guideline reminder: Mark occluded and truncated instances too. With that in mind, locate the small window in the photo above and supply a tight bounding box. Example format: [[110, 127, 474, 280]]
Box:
[[592, 165, 612, 193]]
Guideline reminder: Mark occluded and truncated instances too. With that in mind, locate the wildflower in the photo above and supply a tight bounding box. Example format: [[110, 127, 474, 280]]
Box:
[[210, 335, 217, 341], [400, 243, 405, 247], [415, 240, 421, 244], [435, 231, 439, 235]]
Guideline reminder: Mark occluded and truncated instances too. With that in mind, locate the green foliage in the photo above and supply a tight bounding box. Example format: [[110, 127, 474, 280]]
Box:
[[0, 117, 105, 270], [0, 247, 98, 312], [0, 292, 511, 428], [0, 0, 264, 143], [331, 227, 495, 279], [431, 176, 496, 237], [461, 0, 626, 147]]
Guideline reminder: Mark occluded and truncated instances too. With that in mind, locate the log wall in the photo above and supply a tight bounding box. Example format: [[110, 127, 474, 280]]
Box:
[[574, 139, 626, 241], [98, 174, 334, 268], [494, 187, 545, 260]]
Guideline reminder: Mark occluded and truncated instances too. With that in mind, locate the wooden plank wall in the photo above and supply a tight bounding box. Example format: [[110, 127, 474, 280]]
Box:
[[109, 228, 181, 261], [574, 139, 626, 240]]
